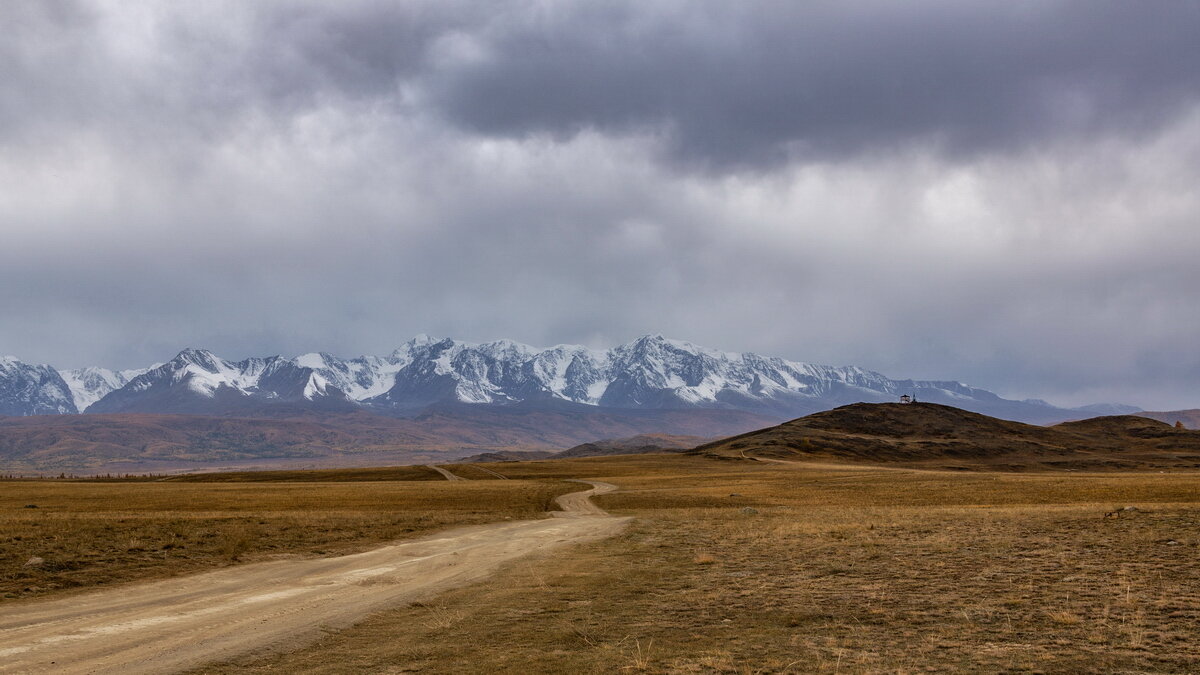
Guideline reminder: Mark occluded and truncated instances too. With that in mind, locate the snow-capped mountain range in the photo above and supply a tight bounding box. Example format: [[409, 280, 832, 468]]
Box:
[[0, 335, 1137, 423]]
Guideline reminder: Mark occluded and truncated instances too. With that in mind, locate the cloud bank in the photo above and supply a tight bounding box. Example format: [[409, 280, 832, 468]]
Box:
[[2, 1, 1198, 409]]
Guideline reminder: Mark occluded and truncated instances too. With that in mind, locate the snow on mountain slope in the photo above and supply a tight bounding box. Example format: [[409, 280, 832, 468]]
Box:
[[59, 366, 153, 412], [6, 336, 1122, 423], [293, 349, 413, 401], [363, 334, 1081, 422], [0, 356, 77, 415], [88, 348, 352, 414]]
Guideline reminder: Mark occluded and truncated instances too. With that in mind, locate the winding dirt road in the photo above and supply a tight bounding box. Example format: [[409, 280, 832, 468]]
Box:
[[426, 464, 464, 480], [0, 481, 625, 674]]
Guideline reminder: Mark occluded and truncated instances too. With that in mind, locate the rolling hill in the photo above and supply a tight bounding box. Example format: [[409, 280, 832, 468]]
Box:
[[696, 402, 1200, 471]]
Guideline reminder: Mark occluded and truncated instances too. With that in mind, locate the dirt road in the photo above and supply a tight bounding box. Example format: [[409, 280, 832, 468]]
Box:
[[426, 464, 465, 480], [553, 479, 614, 516], [0, 481, 626, 674], [473, 465, 509, 479]]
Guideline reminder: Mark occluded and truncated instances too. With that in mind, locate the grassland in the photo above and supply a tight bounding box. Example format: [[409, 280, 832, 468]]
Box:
[[191, 456, 1200, 674], [6, 454, 1200, 672], [0, 472, 575, 601]]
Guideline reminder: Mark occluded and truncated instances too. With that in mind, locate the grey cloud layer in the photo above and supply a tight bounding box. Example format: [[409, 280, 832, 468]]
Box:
[[10, 2, 1198, 163], [428, 2, 1200, 167], [1, 1, 1198, 410]]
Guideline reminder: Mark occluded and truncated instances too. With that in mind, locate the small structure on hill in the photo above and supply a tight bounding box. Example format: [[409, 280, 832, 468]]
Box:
[[899, 394, 913, 404]]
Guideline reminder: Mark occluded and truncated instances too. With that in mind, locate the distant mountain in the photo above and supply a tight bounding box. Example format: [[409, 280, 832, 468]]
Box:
[[0, 356, 76, 415], [292, 346, 415, 401], [356, 334, 1118, 423], [1070, 402, 1144, 416], [0, 335, 1141, 424], [86, 349, 355, 415]]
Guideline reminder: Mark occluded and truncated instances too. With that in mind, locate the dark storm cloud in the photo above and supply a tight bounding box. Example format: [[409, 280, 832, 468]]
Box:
[[425, 2, 1200, 168], [1, 1, 1199, 410], [11, 2, 1198, 168]]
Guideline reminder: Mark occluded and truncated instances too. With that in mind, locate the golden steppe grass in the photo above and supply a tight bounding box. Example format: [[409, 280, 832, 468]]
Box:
[[193, 456, 1200, 674], [0, 475, 575, 601]]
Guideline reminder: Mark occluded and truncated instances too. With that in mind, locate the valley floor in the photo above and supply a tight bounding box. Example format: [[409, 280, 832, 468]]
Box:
[[4, 456, 1200, 673]]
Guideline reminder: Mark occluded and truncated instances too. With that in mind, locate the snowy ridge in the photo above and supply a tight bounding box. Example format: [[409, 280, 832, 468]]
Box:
[[58, 366, 152, 411], [2, 336, 1129, 422], [0, 356, 77, 415]]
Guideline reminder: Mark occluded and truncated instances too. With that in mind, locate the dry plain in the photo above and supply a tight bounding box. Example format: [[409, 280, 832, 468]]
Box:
[[3, 455, 1199, 673]]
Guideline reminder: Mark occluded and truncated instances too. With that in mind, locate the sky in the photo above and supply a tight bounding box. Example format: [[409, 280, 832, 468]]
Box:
[[2, 1, 1198, 410]]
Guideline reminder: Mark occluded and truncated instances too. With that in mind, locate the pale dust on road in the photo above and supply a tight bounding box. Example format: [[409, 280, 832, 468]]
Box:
[[426, 464, 465, 480], [0, 481, 626, 675]]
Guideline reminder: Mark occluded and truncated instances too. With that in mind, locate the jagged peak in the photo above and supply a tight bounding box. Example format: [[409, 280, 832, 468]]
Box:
[[392, 335, 457, 356], [477, 338, 538, 357], [617, 334, 740, 362], [0, 355, 56, 369], [172, 347, 221, 364]]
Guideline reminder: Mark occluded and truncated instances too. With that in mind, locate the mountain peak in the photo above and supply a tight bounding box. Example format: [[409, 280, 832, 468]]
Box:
[[1, 355, 57, 370], [0, 356, 77, 415], [173, 347, 220, 364]]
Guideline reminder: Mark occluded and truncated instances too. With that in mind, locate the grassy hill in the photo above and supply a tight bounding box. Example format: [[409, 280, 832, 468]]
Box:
[[696, 402, 1200, 471]]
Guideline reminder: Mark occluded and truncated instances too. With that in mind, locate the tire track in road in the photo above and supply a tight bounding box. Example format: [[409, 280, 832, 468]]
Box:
[[473, 465, 509, 480], [426, 464, 465, 481]]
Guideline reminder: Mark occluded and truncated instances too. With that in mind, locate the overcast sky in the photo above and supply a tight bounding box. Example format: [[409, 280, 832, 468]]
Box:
[[3, 1, 1198, 410]]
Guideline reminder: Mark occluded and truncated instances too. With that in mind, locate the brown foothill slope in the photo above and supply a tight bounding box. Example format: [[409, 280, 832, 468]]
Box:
[[456, 450, 558, 463], [0, 406, 774, 474], [459, 433, 709, 463], [553, 433, 710, 459], [1137, 408, 1200, 430], [696, 402, 1200, 471]]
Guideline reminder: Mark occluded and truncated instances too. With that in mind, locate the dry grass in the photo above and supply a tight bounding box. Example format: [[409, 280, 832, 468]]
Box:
[[440, 463, 516, 480], [191, 457, 1200, 674], [0, 477, 574, 601]]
